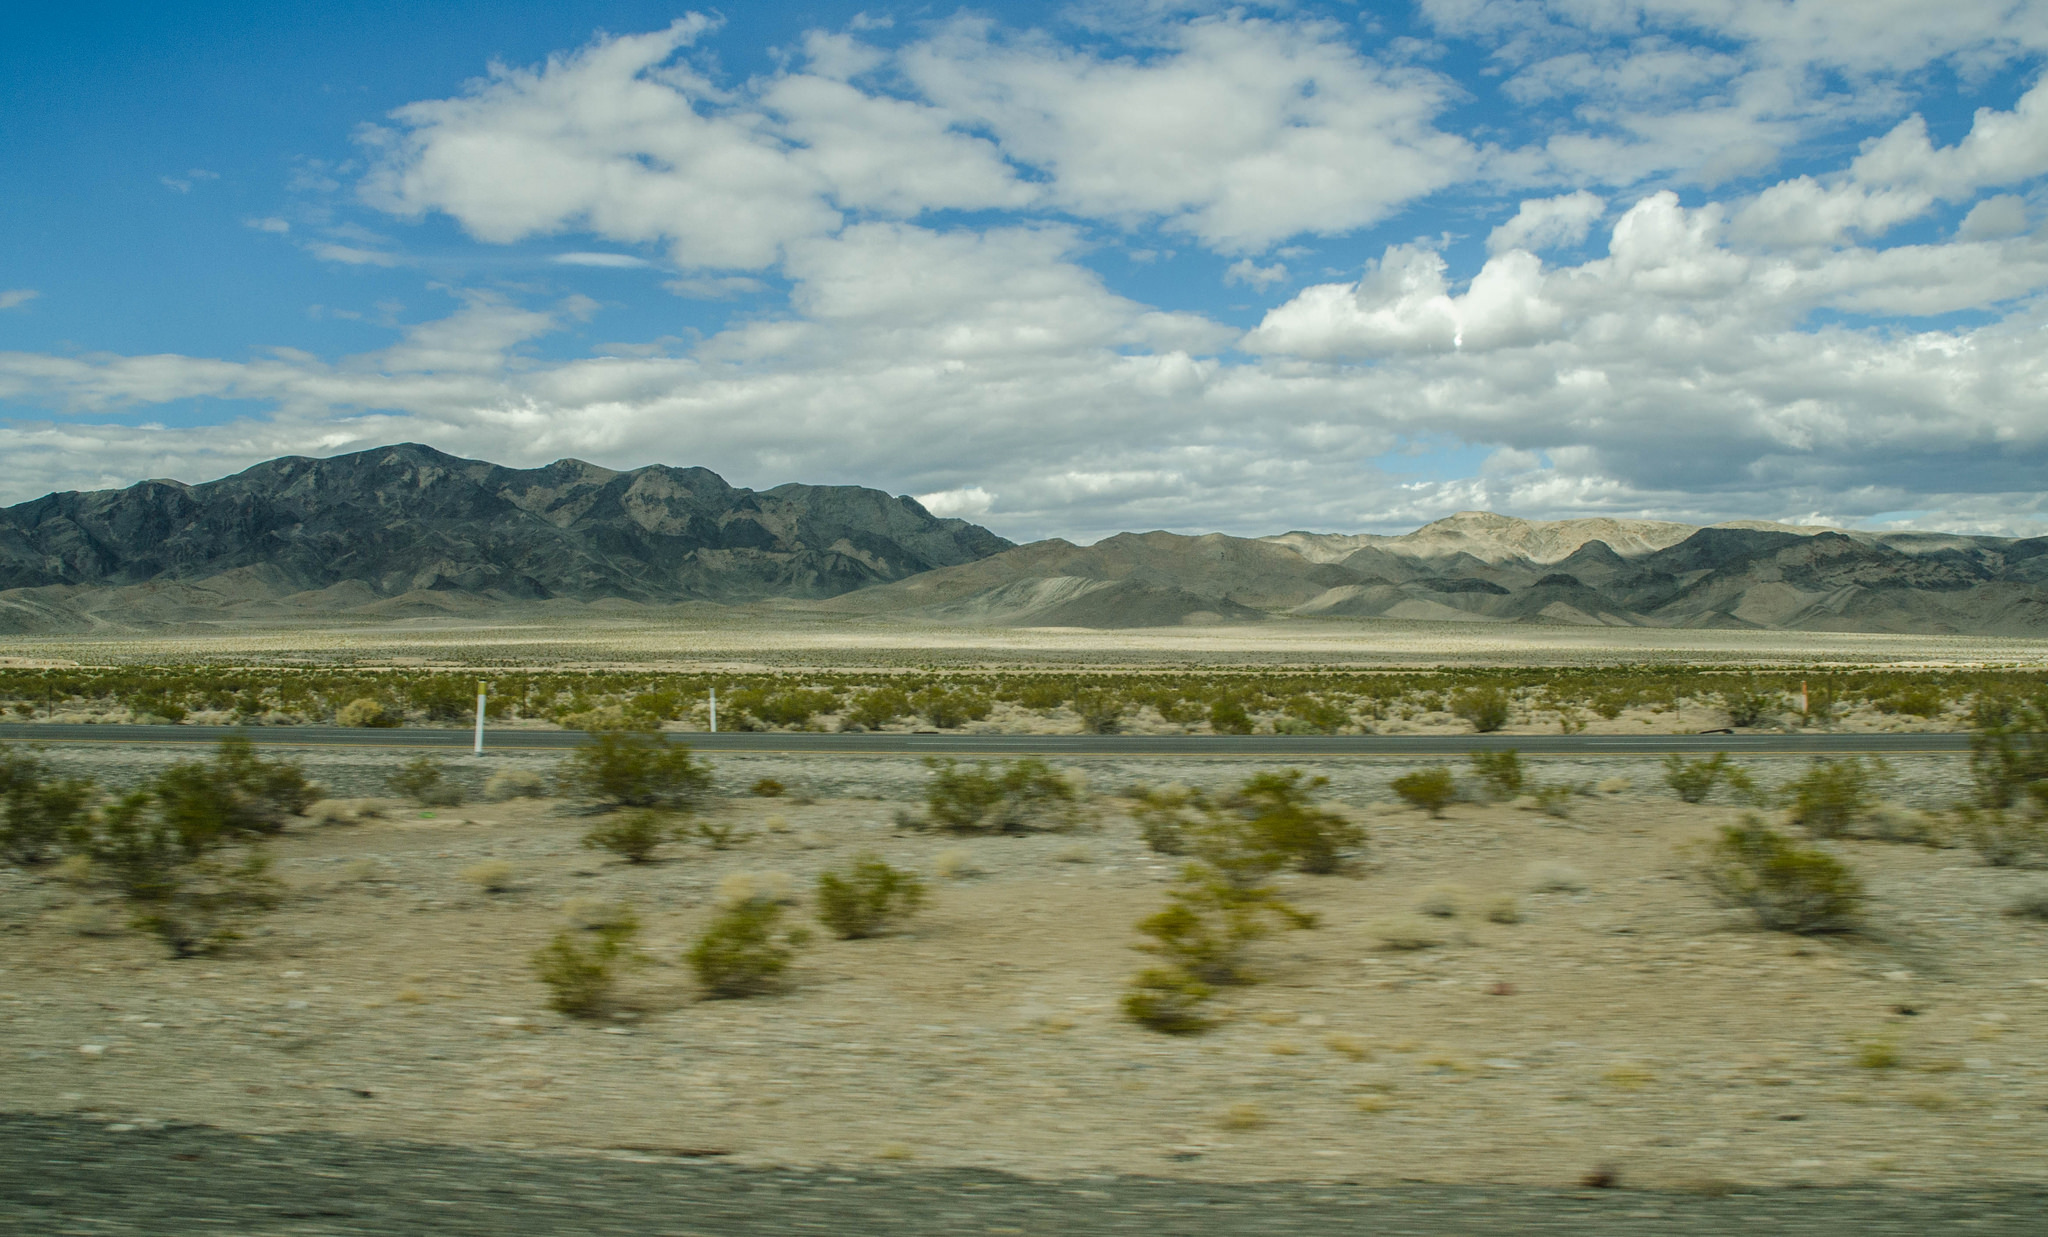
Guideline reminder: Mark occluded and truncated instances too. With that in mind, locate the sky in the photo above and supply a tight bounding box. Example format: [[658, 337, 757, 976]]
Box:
[[5, 1, 2048, 543]]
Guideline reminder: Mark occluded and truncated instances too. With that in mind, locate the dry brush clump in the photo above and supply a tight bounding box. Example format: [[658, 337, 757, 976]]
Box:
[[1958, 699, 2048, 868], [1699, 816, 1864, 933], [1390, 766, 1456, 816], [914, 757, 1080, 832], [582, 809, 686, 864], [1122, 776, 1334, 1034], [532, 903, 642, 1017], [388, 755, 464, 806], [0, 743, 94, 867], [555, 731, 713, 811], [815, 852, 926, 939], [1780, 757, 1888, 838], [688, 897, 809, 998], [1132, 770, 1362, 874], [1662, 753, 1756, 805]]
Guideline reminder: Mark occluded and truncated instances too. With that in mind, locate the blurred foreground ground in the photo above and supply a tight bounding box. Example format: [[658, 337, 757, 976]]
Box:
[[2, 752, 2045, 1229]]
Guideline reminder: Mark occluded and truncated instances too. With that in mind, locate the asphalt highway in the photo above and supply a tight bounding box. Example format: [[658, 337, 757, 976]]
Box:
[[0, 722, 1975, 757]]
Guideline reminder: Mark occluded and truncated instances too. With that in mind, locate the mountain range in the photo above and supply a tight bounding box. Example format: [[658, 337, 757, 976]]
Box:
[[2, 445, 2045, 635]]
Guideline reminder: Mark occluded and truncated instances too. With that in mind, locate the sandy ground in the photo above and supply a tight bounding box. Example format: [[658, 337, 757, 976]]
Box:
[[7, 612, 2048, 669], [4, 756, 2045, 1193]]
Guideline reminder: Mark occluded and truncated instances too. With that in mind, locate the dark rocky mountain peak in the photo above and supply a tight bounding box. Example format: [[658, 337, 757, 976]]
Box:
[[0, 443, 1012, 602]]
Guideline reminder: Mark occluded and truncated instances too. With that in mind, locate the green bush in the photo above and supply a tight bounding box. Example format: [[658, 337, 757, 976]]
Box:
[[843, 686, 909, 731], [84, 788, 282, 956], [582, 810, 682, 864], [0, 745, 94, 866], [1391, 766, 1456, 816], [1782, 757, 1886, 838], [556, 732, 713, 809], [921, 757, 1077, 832], [749, 689, 839, 729], [1699, 817, 1863, 933], [337, 698, 399, 728], [1121, 967, 1215, 1035], [1662, 752, 1755, 804], [1017, 681, 1069, 711], [1130, 784, 1198, 855], [1207, 696, 1253, 735], [815, 852, 926, 939], [750, 777, 785, 797], [1228, 769, 1362, 874], [532, 905, 640, 1017], [1872, 686, 1946, 718], [1722, 687, 1778, 727], [688, 899, 808, 997], [388, 755, 464, 806], [1470, 749, 1525, 800], [1451, 686, 1511, 733], [1072, 688, 1125, 735], [1281, 694, 1348, 734], [909, 686, 992, 729], [1958, 807, 2048, 869], [1967, 698, 2048, 810]]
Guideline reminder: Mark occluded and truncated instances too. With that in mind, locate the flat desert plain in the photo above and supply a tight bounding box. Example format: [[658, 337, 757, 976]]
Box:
[[4, 755, 2045, 1192]]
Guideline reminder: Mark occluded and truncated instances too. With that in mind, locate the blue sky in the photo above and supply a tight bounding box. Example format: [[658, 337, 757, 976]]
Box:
[[5, 1, 2048, 542]]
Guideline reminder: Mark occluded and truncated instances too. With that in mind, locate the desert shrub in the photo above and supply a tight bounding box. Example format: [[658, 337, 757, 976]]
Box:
[[934, 847, 979, 879], [920, 757, 1077, 832], [1416, 884, 1463, 918], [1845, 804, 1944, 845], [1722, 687, 1778, 727], [83, 788, 281, 956], [693, 818, 748, 849], [1966, 697, 2048, 809], [484, 769, 548, 801], [1958, 808, 2048, 869], [1281, 694, 1348, 734], [1121, 967, 1214, 1035], [461, 860, 515, 893], [1872, 686, 1946, 718], [1470, 749, 1525, 800], [1129, 773, 1360, 874], [582, 810, 682, 864], [1207, 696, 1253, 735], [751, 689, 839, 729], [1132, 870, 1313, 986], [909, 686, 991, 729], [1391, 766, 1456, 816], [388, 756, 464, 806], [1017, 681, 1070, 711], [688, 899, 808, 997], [1072, 688, 1125, 735], [1529, 784, 1578, 818], [843, 686, 909, 730], [1590, 689, 1633, 720], [1799, 680, 1840, 724], [815, 852, 926, 939], [1782, 757, 1887, 838], [556, 732, 712, 809], [1699, 817, 1863, 933], [1228, 770, 1362, 874], [1131, 784, 1198, 855], [1662, 752, 1755, 805], [1451, 686, 1511, 733], [2005, 883, 2048, 920], [532, 905, 641, 1017], [0, 745, 94, 866], [1484, 894, 1521, 924], [750, 777, 785, 798], [337, 698, 398, 728]]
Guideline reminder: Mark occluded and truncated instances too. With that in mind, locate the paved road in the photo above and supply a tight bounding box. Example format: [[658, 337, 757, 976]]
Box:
[[0, 722, 1976, 757], [2, 1115, 2043, 1236]]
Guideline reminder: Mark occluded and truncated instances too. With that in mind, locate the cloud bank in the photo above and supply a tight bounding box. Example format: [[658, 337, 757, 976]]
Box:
[[6, 4, 2048, 542]]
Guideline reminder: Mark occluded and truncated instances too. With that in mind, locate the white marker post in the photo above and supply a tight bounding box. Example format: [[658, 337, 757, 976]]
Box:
[[709, 687, 718, 734], [474, 680, 487, 755]]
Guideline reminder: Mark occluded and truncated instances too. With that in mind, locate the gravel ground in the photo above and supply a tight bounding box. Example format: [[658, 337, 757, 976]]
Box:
[[5, 1113, 2046, 1236]]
